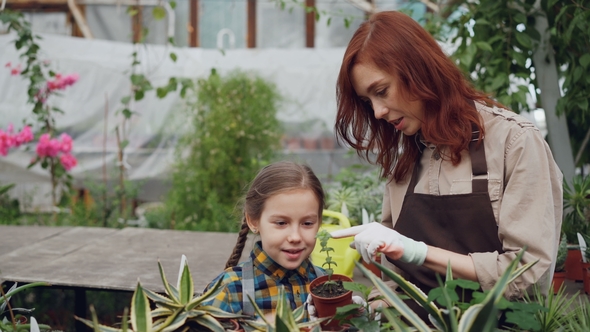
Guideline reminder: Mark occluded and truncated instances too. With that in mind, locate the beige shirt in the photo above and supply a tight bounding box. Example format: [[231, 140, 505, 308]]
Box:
[[381, 102, 563, 299]]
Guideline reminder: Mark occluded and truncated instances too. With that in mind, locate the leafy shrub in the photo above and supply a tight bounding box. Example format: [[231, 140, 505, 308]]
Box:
[[325, 163, 385, 226], [165, 69, 283, 231]]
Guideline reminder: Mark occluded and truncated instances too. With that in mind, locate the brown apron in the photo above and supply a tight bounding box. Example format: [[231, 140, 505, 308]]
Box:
[[392, 124, 504, 319]]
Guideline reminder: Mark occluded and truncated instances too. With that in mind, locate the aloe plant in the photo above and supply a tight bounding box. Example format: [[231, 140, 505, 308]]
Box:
[[240, 286, 324, 332], [358, 249, 538, 332], [76, 255, 245, 332]]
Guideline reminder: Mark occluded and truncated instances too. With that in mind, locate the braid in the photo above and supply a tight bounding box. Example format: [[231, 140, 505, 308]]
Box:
[[225, 217, 250, 269]]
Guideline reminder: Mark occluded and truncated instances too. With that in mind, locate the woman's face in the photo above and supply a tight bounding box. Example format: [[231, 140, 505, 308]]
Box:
[[247, 188, 320, 270], [351, 61, 425, 136]]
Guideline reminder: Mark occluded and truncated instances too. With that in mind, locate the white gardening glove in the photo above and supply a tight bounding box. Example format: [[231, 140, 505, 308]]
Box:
[[330, 222, 428, 265]]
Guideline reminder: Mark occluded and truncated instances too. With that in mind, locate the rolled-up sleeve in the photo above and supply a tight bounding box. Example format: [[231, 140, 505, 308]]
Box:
[[471, 125, 563, 298]]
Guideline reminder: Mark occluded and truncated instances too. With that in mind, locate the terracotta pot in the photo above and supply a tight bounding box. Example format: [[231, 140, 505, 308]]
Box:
[[584, 266, 590, 295], [310, 274, 353, 331], [361, 254, 382, 279], [565, 248, 584, 281], [552, 271, 567, 294]]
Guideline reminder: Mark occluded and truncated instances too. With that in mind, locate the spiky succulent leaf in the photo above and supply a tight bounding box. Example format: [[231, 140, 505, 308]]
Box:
[[192, 314, 225, 332], [158, 260, 180, 304], [275, 287, 297, 330], [186, 277, 224, 310], [121, 307, 129, 332], [143, 287, 178, 307], [198, 305, 246, 319], [76, 316, 125, 332], [130, 282, 152, 332], [178, 263, 193, 305], [151, 307, 173, 319], [161, 311, 188, 332], [357, 262, 432, 332], [366, 261, 443, 329]]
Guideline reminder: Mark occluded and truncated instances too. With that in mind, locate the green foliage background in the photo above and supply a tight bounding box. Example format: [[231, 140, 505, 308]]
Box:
[[164, 69, 283, 231]]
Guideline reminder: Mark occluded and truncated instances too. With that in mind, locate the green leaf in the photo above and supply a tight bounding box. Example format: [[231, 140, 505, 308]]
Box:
[[126, 7, 138, 17], [169, 52, 177, 62], [130, 282, 152, 332], [580, 54, 590, 69], [153, 6, 166, 20], [156, 87, 168, 98], [169, 1, 176, 9], [358, 262, 434, 331], [178, 263, 194, 305], [515, 31, 532, 49], [134, 90, 145, 101], [122, 108, 133, 119], [158, 260, 181, 304], [120, 96, 131, 104], [475, 41, 493, 52]]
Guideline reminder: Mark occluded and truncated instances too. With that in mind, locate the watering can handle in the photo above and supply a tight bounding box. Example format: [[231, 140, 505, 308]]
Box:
[[322, 209, 351, 229]]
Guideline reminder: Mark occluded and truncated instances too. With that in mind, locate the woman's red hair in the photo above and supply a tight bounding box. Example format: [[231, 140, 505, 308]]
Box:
[[335, 11, 498, 182]]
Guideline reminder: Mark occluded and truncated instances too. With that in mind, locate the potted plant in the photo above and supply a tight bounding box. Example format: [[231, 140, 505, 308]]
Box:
[[309, 229, 353, 331], [76, 255, 246, 331], [563, 174, 590, 281], [240, 286, 325, 331], [359, 249, 542, 331], [553, 234, 568, 294], [1, 282, 51, 332]]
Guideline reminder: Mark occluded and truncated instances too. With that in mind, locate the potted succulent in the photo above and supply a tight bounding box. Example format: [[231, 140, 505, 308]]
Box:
[[76, 255, 246, 331], [309, 229, 353, 331], [240, 286, 324, 331]]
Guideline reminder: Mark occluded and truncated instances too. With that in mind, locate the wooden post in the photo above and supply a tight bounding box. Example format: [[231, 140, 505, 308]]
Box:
[[305, 0, 315, 48], [131, 4, 143, 43], [247, 0, 256, 48], [189, 0, 199, 47]]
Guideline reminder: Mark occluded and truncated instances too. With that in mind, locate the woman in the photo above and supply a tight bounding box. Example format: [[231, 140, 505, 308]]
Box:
[[330, 10, 563, 315]]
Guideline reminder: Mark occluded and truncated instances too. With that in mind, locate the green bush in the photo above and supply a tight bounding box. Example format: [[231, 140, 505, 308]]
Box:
[[165, 69, 283, 232]]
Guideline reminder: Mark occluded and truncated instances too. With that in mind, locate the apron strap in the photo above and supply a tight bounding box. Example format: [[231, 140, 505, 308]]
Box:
[[406, 101, 488, 194], [241, 260, 256, 316], [469, 123, 488, 193]]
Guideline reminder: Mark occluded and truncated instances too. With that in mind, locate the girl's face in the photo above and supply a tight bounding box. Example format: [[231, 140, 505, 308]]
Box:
[[351, 61, 425, 136], [247, 188, 320, 270]]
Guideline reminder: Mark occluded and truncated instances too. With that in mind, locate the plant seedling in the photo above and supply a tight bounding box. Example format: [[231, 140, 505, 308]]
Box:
[[316, 229, 339, 293]]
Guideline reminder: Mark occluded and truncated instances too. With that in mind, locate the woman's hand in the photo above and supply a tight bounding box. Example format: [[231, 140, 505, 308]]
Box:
[[330, 222, 428, 265]]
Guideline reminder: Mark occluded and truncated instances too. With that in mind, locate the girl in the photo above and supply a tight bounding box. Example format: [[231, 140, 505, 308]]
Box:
[[202, 161, 326, 320]]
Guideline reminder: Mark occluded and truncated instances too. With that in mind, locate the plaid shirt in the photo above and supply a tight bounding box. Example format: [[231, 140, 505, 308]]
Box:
[[202, 241, 323, 320]]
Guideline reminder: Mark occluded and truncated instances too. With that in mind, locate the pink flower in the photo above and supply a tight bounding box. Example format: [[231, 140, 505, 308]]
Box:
[[36, 133, 61, 158], [6, 63, 21, 76], [46, 72, 79, 91], [59, 153, 77, 171], [59, 133, 73, 153], [14, 126, 34, 146], [0, 125, 34, 155]]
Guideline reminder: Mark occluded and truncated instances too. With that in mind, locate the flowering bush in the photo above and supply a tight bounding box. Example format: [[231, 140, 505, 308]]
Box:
[[1, 8, 80, 209], [34, 133, 77, 171], [0, 124, 34, 156]]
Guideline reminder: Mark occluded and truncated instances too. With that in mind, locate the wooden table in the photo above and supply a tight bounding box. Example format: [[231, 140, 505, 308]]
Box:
[[0, 225, 250, 329]]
